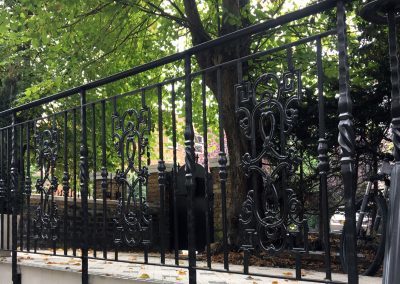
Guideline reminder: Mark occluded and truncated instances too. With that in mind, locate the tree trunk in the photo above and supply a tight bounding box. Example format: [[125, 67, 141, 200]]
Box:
[[199, 51, 249, 246], [183, 0, 250, 246]]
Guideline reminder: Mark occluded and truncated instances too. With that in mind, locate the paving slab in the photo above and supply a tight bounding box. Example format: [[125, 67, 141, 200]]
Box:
[[0, 251, 382, 284]]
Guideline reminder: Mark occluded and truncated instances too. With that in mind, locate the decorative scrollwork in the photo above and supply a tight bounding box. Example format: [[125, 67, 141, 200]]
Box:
[[33, 126, 59, 241], [235, 70, 307, 254], [112, 106, 152, 248]]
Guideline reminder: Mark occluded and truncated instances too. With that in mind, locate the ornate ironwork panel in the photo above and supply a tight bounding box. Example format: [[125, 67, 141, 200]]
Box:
[[235, 70, 307, 254], [33, 126, 59, 241], [112, 106, 152, 248]]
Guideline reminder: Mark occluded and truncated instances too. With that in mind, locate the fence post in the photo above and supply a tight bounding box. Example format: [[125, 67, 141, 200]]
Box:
[[359, 1, 400, 282], [184, 53, 196, 283], [316, 37, 332, 281], [80, 90, 89, 284], [157, 85, 166, 265], [336, 1, 358, 283], [383, 9, 400, 284], [11, 112, 21, 284]]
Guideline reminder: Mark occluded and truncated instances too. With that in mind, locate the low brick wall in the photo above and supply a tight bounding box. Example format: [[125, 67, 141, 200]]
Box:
[[21, 195, 160, 251], [20, 162, 228, 252]]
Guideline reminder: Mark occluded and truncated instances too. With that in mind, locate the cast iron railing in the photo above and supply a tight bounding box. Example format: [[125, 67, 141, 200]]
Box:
[[0, 0, 398, 284]]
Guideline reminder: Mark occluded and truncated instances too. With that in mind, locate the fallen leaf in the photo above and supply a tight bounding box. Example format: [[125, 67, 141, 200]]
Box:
[[139, 273, 150, 279], [272, 281, 279, 284], [177, 269, 186, 276], [282, 272, 293, 276]]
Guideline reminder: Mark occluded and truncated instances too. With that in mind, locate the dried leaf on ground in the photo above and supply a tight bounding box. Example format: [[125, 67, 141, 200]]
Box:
[[139, 273, 150, 279]]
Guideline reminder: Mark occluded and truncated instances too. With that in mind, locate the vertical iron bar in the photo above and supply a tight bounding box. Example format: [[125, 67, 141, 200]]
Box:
[[18, 125, 24, 251], [184, 54, 197, 283], [80, 90, 89, 284], [7, 128, 10, 251], [50, 117, 56, 255], [63, 111, 70, 256], [317, 37, 332, 280], [287, 47, 301, 278], [383, 10, 400, 284], [0, 131, 2, 251], [141, 90, 149, 264], [11, 113, 20, 284], [112, 97, 120, 261], [157, 85, 166, 265], [72, 108, 77, 256], [217, 67, 229, 271], [33, 124, 38, 253], [0, 130, 4, 250], [101, 100, 108, 260], [171, 83, 179, 266], [287, 47, 294, 71], [92, 103, 97, 258], [25, 123, 31, 252], [281, 50, 290, 249], [237, 59, 250, 275], [337, 1, 358, 283], [202, 72, 211, 269], [295, 254, 301, 279]]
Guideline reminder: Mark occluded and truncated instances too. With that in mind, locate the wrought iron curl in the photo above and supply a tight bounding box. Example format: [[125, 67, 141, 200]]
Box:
[[236, 70, 306, 254], [112, 106, 152, 248], [33, 125, 60, 241]]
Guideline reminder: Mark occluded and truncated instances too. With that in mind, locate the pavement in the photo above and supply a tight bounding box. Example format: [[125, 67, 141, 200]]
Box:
[[0, 250, 383, 284]]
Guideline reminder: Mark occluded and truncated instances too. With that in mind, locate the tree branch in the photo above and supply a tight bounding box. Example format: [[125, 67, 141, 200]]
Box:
[[60, 2, 113, 29], [82, 16, 158, 69], [168, 0, 186, 21], [116, 0, 189, 29], [183, 0, 211, 45]]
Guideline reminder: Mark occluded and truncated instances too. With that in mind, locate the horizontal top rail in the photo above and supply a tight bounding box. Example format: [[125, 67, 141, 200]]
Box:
[[0, 28, 336, 132], [0, 0, 344, 117]]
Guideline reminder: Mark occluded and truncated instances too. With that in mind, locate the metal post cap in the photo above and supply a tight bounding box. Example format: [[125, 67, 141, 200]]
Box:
[[360, 0, 400, 24]]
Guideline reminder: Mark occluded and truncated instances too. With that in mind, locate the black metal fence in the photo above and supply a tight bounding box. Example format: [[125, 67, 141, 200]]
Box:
[[0, 1, 398, 284]]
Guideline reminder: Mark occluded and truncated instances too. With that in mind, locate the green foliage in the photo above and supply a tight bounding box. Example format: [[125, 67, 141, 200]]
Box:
[[0, 0, 397, 216]]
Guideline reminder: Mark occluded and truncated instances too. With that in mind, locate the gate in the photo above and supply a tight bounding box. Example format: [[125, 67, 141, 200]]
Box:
[[174, 164, 213, 251]]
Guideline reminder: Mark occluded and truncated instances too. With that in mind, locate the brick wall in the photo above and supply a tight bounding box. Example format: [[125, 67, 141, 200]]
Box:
[[146, 162, 228, 243], [21, 162, 228, 252]]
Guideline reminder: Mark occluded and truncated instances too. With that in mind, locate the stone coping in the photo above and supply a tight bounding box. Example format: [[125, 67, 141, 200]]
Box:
[[0, 251, 383, 284]]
